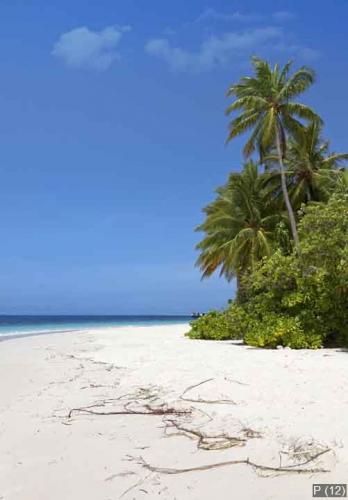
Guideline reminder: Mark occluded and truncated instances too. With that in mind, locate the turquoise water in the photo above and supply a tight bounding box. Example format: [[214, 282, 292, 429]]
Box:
[[0, 315, 191, 339]]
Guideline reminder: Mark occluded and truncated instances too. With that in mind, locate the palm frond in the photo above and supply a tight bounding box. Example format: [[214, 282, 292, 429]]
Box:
[[225, 96, 267, 115], [195, 161, 279, 281], [284, 102, 322, 123], [279, 66, 316, 100], [226, 112, 261, 143]]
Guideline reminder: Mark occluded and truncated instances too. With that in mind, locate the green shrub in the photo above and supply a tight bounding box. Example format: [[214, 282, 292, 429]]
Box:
[[187, 311, 231, 340], [298, 195, 348, 346], [241, 196, 348, 348], [225, 303, 250, 339], [244, 314, 322, 349], [187, 305, 247, 340], [190, 196, 348, 348]]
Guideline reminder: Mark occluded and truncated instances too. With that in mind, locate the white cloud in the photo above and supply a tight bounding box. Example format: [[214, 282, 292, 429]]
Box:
[[273, 41, 321, 62], [191, 8, 295, 25], [272, 11, 295, 22], [297, 47, 321, 62], [193, 8, 263, 24], [163, 27, 176, 36], [145, 27, 283, 73], [52, 25, 130, 71]]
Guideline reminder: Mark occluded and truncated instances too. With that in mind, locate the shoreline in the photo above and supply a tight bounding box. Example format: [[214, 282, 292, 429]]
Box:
[[0, 319, 190, 342], [0, 328, 84, 342], [1, 324, 347, 499]]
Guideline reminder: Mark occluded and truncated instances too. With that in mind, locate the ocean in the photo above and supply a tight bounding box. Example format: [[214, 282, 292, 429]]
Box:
[[0, 315, 191, 340]]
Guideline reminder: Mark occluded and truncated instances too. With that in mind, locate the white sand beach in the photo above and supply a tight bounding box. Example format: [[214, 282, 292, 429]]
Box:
[[0, 324, 347, 499]]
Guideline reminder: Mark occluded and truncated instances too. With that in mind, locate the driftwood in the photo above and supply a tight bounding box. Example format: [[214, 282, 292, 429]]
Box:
[[66, 376, 332, 500], [68, 402, 190, 419], [119, 447, 331, 496], [163, 417, 248, 451], [132, 448, 331, 476], [68, 378, 237, 420], [67, 384, 194, 420], [180, 378, 237, 405], [67, 381, 260, 451]]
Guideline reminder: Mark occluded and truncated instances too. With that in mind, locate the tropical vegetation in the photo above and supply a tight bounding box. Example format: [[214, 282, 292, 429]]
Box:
[[195, 160, 282, 298], [189, 57, 348, 349], [264, 121, 348, 208], [225, 57, 321, 248]]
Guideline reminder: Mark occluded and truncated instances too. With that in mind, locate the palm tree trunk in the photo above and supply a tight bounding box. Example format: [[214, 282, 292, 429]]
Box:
[[275, 129, 300, 249], [236, 273, 247, 303]]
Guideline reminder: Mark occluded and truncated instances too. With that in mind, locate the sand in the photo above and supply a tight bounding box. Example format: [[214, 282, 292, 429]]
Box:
[[0, 324, 347, 499]]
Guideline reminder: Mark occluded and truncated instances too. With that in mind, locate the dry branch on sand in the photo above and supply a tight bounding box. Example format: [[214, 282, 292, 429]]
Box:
[[67, 379, 332, 481], [67, 386, 191, 419], [130, 448, 331, 476], [68, 403, 190, 419], [67, 380, 261, 452], [180, 378, 237, 405], [67, 378, 238, 420], [67, 376, 333, 500], [163, 417, 253, 451]]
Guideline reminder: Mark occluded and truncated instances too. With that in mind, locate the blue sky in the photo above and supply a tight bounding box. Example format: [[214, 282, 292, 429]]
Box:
[[0, 0, 347, 314]]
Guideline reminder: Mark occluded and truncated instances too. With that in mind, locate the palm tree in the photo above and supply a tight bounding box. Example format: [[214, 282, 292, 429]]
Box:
[[196, 161, 281, 295], [334, 168, 348, 195], [264, 121, 348, 207], [225, 57, 321, 248]]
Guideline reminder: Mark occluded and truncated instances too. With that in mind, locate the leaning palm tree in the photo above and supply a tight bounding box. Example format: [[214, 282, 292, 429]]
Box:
[[225, 57, 321, 248], [264, 121, 348, 206], [196, 161, 281, 295]]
